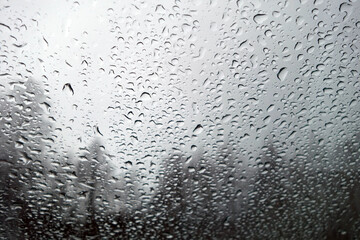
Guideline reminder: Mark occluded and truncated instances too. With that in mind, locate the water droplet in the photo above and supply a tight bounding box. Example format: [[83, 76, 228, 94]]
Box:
[[193, 124, 204, 134], [253, 14, 268, 24], [140, 92, 151, 101], [62, 83, 74, 95], [277, 67, 288, 81]]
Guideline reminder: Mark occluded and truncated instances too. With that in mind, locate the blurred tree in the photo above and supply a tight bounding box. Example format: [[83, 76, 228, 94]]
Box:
[[149, 153, 188, 238], [0, 77, 54, 238], [76, 137, 111, 238]]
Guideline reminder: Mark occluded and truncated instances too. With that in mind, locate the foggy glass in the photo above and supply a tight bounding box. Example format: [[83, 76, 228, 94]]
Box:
[[0, 0, 359, 239]]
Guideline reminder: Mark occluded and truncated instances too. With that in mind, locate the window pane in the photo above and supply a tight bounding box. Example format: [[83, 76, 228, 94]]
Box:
[[1, 0, 359, 239]]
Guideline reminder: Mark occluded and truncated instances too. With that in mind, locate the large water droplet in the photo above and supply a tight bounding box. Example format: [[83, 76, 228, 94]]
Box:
[[277, 67, 288, 81], [193, 124, 204, 135], [253, 14, 268, 24]]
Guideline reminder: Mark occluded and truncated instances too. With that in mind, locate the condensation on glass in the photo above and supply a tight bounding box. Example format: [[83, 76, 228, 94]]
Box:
[[0, 0, 359, 239]]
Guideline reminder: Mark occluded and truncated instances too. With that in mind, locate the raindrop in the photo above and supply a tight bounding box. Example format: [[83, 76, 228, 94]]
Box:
[[193, 124, 204, 135], [253, 14, 268, 24], [140, 92, 151, 101], [277, 67, 288, 81], [62, 83, 74, 95], [191, 145, 198, 151], [0, 22, 11, 31]]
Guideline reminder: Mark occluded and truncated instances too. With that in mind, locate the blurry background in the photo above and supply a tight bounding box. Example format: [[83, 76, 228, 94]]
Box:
[[0, 0, 359, 239]]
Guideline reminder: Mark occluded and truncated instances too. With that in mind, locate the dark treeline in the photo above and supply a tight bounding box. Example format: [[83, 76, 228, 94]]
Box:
[[1, 79, 360, 239]]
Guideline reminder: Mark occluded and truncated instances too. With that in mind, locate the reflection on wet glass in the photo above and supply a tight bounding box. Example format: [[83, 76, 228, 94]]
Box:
[[0, 0, 360, 239]]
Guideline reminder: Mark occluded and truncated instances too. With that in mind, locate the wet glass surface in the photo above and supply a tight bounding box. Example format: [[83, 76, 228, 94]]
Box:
[[0, 0, 360, 239]]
